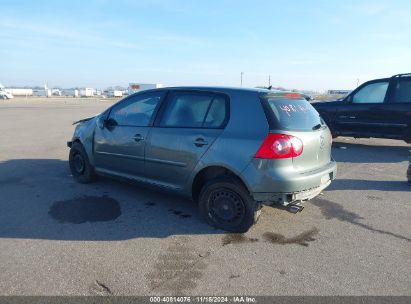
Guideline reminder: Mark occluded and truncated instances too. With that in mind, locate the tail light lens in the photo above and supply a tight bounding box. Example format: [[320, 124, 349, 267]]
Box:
[[255, 134, 303, 159]]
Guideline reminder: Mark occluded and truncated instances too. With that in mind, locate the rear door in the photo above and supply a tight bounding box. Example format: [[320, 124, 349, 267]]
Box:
[[335, 80, 389, 137], [93, 91, 165, 177], [383, 76, 411, 139], [144, 91, 229, 190]]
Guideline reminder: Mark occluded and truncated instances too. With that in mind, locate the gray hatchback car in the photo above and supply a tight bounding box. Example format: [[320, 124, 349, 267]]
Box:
[[68, 87, 337, 232]]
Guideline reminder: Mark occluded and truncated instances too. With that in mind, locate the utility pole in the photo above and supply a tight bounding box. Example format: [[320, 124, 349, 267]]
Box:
[[356, 78, 360, 87], [240, 72, 244, 87], [268, 75, 271, 87]]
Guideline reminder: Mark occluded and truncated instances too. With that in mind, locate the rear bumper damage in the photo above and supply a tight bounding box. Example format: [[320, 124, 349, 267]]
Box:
[[249, 160, 337, 206]]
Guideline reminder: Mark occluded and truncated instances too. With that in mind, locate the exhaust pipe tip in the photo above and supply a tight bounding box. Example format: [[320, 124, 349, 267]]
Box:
[[288, 204, 304, 214]]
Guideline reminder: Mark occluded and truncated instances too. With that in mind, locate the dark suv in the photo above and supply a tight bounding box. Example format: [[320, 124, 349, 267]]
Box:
[[68, 87, 337, 232], [312, 73, 411, 143]]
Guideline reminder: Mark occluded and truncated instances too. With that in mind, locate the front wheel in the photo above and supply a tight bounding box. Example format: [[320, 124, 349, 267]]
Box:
[[198, 177, 259, 233], [69, 142, 96, 183]]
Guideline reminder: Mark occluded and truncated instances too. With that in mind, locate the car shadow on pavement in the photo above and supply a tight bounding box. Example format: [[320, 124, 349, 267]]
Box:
[[332, 141, 410, 164], [328, 179, 410, 191], [311, 197, 411, 243], [0, 159, 219, 241]]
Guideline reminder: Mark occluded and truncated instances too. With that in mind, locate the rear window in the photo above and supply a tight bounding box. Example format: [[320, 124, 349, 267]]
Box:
[[260, 94, 323, 131], [392, 78, 411, 103]]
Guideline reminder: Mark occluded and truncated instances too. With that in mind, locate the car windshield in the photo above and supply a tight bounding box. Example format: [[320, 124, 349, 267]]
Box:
[[260, 93, 323, 131]]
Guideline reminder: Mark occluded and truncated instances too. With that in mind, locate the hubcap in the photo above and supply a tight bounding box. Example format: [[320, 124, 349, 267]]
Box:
[[209, 189, 245, 224], [73, 153, 85, 174]]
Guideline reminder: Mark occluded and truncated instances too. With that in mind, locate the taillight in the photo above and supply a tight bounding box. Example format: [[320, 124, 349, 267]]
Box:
[[255, 134, 303, 159]]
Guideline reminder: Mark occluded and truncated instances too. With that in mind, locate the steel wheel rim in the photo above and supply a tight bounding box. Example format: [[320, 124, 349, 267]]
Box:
[[73, 153, 85, 174], [208, 189, 245, 225]]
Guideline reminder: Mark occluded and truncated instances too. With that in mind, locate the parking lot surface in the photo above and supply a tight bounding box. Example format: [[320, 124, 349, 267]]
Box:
[[0, 98, 410, 295]]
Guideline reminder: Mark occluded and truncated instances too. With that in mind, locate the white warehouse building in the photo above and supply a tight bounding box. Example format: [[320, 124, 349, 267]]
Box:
[[5, 88, 33, 96], [128, 83, 163, 95], [79, 88, 95, 97]]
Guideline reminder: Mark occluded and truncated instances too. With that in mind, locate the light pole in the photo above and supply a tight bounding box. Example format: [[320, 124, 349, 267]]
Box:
[[240, 72, 244, 87]]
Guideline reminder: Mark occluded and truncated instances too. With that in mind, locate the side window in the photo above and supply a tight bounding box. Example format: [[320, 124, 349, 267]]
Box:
[[109, 92, 164, 126], [392, 79, 411, 103], [203, 96, 226, 128], [352, 81, 389, 104], [159, 92, 227, 128]]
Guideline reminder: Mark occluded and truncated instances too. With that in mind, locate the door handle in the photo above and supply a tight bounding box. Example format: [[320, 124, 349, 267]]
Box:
[[194, 138, 208, 147], [133, 134, 144, 142]]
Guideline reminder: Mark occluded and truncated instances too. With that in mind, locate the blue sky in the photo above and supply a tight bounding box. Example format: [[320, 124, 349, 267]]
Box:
[[1, 0, 410, 90]]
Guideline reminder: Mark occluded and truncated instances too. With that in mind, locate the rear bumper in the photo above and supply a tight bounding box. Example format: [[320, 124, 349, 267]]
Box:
[[244, 159, 337, 205]]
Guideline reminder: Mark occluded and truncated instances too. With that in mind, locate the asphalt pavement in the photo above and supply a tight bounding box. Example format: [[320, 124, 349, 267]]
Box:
[[0, 98, 410, 296]]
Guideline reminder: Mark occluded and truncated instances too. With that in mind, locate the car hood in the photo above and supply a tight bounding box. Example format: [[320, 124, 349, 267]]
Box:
[[72, 115, 97, 125]]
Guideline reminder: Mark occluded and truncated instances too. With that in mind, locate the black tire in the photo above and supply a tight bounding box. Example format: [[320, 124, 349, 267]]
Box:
[[69, 142, 96, 183], [198, 177, 259, 233], [407, 161, 411, 184]]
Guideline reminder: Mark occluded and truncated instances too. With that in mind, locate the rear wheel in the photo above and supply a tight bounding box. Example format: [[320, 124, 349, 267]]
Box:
[[407, 161, 411, 184], [198, 177, 259, 233], [69, 142, 96, 183]]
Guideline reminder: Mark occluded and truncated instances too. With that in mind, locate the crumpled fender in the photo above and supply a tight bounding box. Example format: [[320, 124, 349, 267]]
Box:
[[71, 116, 98, 165]]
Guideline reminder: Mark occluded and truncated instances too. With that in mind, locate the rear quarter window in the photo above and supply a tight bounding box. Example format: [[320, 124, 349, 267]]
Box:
[[392, 78, 411, 103], [260, 95, 323, 131]]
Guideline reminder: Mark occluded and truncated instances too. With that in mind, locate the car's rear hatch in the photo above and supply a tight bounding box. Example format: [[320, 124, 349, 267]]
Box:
[[260, 92, 332, 173]]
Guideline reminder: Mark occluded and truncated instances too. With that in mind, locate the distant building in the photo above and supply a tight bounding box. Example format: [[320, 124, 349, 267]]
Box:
[[107, 90, 123, 97], [62, 89, 79, 97], [51, 89, 62, 96], [327, 90, 351, 95], [7, 88, 33, 96], [128, 83, 163, 94], [33, 89, 51, 97], [79, 88, 95, 97]]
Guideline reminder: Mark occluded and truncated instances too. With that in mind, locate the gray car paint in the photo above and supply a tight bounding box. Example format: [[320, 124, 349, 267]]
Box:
[[69, 86, 337, 204]]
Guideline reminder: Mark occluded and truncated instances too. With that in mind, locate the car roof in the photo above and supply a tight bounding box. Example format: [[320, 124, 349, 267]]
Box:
[[163, 86, 270, 94], [135, 86, 307, 101], [362, 73, 411, 84]]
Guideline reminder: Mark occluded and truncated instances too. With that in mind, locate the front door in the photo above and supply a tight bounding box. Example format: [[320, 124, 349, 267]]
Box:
[[94, 91, 166, 178], [144, 91, 229, 190], [336, 80, 389, 137]]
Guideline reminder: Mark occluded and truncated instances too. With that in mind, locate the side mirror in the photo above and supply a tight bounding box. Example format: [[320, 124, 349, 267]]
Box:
[[97, 116, 117, 129], [97, 116, 106, 129]]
